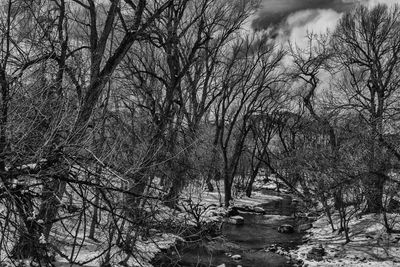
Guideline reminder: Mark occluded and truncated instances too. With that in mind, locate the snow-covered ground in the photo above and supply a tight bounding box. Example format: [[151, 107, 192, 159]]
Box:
[[4, 177, 289, 267], [292, 213, 400, 266], [52, 232, 183, 267], [195, 190, 283, 207]]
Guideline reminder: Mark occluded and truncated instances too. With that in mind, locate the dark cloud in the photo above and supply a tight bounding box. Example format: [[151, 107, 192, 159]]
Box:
[[252, 0, 364, 30]]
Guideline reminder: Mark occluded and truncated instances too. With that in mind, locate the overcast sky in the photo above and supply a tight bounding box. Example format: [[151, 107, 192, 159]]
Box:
[[251, 0, 399, 44]]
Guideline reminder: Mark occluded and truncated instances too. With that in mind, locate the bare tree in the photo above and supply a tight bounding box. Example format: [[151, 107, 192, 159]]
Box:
[[332, 4, 400, 213], [244, 93, 287, 197], [117, 0, 259, 207], [214, 35, 284, 206], [0, 0, 175, 261]]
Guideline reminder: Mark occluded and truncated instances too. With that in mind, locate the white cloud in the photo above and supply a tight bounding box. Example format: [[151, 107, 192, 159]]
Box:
[[273, 8, 341, 51], [286, 9, 341, 44], [280, 0, 399, 99], [281, 0, 399, 47]]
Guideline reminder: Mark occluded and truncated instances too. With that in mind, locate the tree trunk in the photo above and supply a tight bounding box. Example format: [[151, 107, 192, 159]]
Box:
[[364, 93, 385, 213], [38, 173, 68, 239], [245, 171, 258, 197], [11, 222, 46, 260], [321, 195, 335, 232], [224, 172, 232, 207], [11, 184, 48, 260], [206, 172, 214, 192], [89, 175, 100, 240], [363, 172, 385, 213], [89, 198, 99, 240], [164, 175, 185, 209], [126, 173, 148, 219]]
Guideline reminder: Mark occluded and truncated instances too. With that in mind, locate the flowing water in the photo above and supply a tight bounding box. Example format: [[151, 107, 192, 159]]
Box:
[[178, 192, 305, 267], [53, 191, 305, 267]]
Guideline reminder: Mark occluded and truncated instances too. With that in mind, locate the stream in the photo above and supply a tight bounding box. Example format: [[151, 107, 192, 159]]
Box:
[[52, 191, 306, 267], [177, 192, 306, 267]]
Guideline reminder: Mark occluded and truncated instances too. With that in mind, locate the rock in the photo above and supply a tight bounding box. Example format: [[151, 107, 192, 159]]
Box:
[[277, 249, 289, 257], [269, 245, 289, 256], [346, 254, 357, 260], [233, 205, 251, 212], [213, 208, 228, 217], [217, 264, 226, 267], [306, 211, 320, 218], [231, 254, 242, 261], [149, 228, 159, 235], [278, 224, 294, 234], [234, 205, 265, 214], [228, 216, 244, 225], [307, 244, 326, 261], [291, 198, 300, 204], [297, 223, 313, 232], [297, 212, 308, 218], [254, 206, 265, 214], [227, 207, 240, 216], [277, 250, 285, 256], [365, 229, 382, 240]]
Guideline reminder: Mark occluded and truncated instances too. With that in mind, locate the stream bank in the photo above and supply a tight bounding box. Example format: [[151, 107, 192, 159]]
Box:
[[153, 191, 311, 267]]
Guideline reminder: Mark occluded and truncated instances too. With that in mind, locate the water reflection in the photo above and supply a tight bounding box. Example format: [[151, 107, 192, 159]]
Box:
[[179, 194, 304, 267]]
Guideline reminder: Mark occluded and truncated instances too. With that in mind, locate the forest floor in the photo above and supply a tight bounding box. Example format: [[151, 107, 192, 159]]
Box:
[[292, 212, 400, 266]]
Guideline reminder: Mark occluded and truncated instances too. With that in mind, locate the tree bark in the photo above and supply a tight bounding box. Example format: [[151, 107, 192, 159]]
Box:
[[224, 172, 232, 207], [363, 172, 385, 213]]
